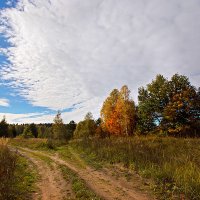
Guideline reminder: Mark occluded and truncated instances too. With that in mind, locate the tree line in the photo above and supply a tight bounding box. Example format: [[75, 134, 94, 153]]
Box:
[[97, 73, 199, 137], [0, 73, 199, 140], [0, 116, 76, 141]]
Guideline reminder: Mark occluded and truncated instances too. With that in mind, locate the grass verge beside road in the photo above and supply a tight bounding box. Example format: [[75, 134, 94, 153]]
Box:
[[0, 138, 38, 200]]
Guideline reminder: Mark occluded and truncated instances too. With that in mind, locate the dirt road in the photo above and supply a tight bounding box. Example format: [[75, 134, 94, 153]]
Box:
[[17, 147, 154, 200], [17, 150, 75, 200]]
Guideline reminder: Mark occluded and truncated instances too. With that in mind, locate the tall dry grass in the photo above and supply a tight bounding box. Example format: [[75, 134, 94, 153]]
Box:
[[0, 137, 9, 146], [0, 138, 17, 200], [72, 136, 200, 199]]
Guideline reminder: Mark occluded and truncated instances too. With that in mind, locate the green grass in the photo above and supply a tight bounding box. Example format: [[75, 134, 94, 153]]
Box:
[[56, 144, 102, 169], [20, 148, 54, 166], [10, 138, 101, 169], [60, 165, 101, 200], [14, 155, 39, 200], [67, 146, 103, 170], [9, 138, 52, 150], [70, 136, 200, 200]]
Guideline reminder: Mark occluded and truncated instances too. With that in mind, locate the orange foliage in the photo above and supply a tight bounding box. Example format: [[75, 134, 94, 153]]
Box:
[[101, 85, 136, 136]]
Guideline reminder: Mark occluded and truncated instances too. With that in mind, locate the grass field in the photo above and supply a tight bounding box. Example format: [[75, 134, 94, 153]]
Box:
[[8, 136, 200, 199], [71, 136, 200, 200]]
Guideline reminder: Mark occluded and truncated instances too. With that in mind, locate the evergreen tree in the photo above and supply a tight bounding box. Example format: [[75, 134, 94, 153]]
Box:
[[0, 116, 9, 137], [22, 126, 34, 138], [29, 123, 38, 138], [8, 125, 17, 138]]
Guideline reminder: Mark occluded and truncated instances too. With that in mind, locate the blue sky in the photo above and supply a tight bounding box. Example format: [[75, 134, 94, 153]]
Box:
[[0, 0, 199, 123], [0, 0, 57, 122], [0, 0, 15, 8]]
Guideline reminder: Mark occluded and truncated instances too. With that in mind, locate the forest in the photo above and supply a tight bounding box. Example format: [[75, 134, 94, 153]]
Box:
[[0, 73, 200, 200]]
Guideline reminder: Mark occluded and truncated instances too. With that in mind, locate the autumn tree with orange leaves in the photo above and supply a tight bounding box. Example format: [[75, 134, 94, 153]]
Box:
[[101, 85, 136, 136]]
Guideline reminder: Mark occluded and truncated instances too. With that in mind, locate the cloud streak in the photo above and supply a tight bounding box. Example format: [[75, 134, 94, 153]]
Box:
[[0, 112, 51, 123], [0, 0, 200, 122], [0, 98, 9, 107]]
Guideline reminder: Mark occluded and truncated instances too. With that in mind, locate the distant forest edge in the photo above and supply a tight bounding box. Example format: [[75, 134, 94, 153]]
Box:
[[0, 73, 200, 139]]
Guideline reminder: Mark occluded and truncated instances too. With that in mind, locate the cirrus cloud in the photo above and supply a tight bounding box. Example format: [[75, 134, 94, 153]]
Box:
[[0, 0, 200, 122]]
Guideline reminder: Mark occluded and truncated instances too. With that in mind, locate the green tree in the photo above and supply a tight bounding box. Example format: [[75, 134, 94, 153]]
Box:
[[37, 125, 46, 138], [74, 112, 97, 138], [163, 75, 200, 135], [15, 124, 25, 137], [0, 116, 9, 137], [29, 123, 38, 138], [137, 73, 200, 135], [138, 75, 169, 132], [22, 126, 34, 138], [52, 111, 68, 142], [8, 125, 17, 138], [65, 120, 76, 140]]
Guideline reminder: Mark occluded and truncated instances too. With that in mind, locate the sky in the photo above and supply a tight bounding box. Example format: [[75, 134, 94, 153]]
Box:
[[0, 0, 200, 124]]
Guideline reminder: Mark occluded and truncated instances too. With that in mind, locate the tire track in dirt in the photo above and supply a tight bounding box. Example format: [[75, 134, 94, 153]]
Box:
[[17, 150, 75, 200], [20, 147, 154, 200]]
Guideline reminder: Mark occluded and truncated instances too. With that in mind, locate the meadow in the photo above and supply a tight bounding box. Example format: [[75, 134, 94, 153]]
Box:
[[8, 136, 200, 199], [71, 136, 200, 200]]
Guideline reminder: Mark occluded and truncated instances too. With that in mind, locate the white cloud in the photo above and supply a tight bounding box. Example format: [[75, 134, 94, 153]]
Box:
[[0, 107, 99, 124], [0, 0, 200, 122], [0, 98, 9, 107], [0, 112, 51, 123]]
